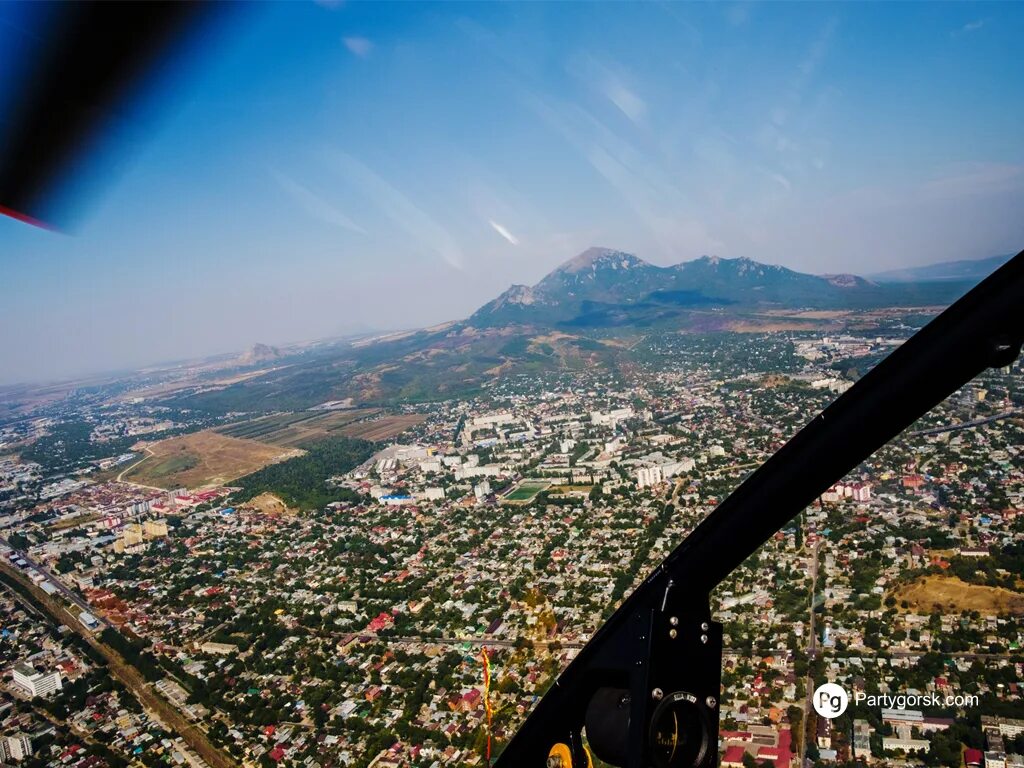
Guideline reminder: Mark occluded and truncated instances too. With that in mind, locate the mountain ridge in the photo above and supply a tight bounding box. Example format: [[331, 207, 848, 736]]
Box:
[[869, 253, 1012, 283], [170, 247, 996, 412], [471, 248, 964, 329]]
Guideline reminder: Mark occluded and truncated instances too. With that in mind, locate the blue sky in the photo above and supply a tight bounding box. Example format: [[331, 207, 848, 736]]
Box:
[[2, 1, 1023, 383]]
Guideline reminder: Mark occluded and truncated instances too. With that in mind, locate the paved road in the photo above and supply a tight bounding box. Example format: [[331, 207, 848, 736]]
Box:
[[908, 408, 1018, 437], [801, 539, 822, 762], [116, 446, 163, 490], [4, 546, 109, 630]]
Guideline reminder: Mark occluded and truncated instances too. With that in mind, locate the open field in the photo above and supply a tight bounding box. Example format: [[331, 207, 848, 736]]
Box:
[[339, 414, 427, 442], [49, 512, 104, 531], [502, 480, 552, 504], [549, 484, 595, 494], [124, 431, 297, 489], [892, 575, 1024, 616], [216, 409, 377, 448], [113, 368, 275, 404]]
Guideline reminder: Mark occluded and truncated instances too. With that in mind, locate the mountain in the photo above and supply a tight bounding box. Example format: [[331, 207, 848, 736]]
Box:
[[237, 343, 282, 366], [171, 248, 984, 413], [869, 253, 1012, 283], [471, 248, 970, 329]]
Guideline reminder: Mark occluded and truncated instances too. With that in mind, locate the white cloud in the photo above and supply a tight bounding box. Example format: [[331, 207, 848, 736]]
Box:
[[343, 36, 373, 57], [961, 18, 986, 33], [566, 54, 647, 125], [272, 172, 366, 234], [326, 151, 464, 270], [488, 220, 519, 245], [605, 81, 647, 124]]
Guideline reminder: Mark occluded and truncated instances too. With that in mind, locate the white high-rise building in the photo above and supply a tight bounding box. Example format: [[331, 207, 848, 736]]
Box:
[[6, 733, 31, 761], [636, 465, 664, 488], [11, 662, 62, 697]]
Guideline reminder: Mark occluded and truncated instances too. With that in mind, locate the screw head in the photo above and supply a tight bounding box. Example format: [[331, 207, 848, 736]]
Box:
[[706, 696, 717, 709], [701, 622, 709, 631], [669, 616, 679, 626], [700, 634, 708, 644], [669, 628, 678, 639], [652, 688, 664, 701]]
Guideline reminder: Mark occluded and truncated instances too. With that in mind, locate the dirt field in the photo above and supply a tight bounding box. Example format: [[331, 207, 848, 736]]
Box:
[[549, 485, 595, 494], [727, 318, 829, 333], [124, 431, 298, 489], [340, 414, 427, 442], [216, 409, 377, 448], [892, 575, 1024, 616], [49, 512, 103, 531], [240, 492, 294, 516]]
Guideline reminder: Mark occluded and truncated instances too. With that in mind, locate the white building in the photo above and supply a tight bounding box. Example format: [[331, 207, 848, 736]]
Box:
[[11, 663, 61, 697], [883, 737, 929, 753], [636, 457, 695, 488], [3, 733, 32, 761], [604, 437, 624, 454], [590, 408, 634, 427], [636, 465, 664, 488]]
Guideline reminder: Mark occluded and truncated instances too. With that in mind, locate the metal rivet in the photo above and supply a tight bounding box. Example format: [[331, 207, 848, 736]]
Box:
[[669, 616, 679, 626], [700, 634, 708, 644], [669, 629, 678, 639], [706, 696, 717, 709], [652, 688, 664, 701], [701, 622, 709, 631]]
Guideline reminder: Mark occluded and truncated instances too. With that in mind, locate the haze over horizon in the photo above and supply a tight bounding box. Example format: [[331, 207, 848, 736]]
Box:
[[2, 2, 1023, 383]]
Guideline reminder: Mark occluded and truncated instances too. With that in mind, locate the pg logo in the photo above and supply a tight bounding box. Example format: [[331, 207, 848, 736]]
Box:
[[812, 683, 849, 719]]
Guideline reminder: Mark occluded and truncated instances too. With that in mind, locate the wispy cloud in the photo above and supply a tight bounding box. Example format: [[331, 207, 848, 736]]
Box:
[[343, 36, 373, 57], [567, 54, 647, 125], [605, 80, 647, 124], [526, 91, 724, 257], [958, 18, 987, 34], [488, 220, 519, 245], [326, 151, 464, 269], [272, 172, 365, 234], [919, 162, 1024, 200]]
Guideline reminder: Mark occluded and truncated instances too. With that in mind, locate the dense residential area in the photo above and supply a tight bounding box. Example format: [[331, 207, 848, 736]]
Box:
[[0, 327, 1021, 768]]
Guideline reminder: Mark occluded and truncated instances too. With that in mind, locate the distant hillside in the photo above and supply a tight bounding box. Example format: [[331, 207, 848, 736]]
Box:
[[237, 343, 282, 366], [471, 247, 972, 329], [168, 246, 984, 413], [870, 254, 1011, 283]]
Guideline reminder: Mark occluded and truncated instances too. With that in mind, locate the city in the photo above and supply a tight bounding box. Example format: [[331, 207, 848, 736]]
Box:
[[1, 327, 1021, 768], [2, 3, 1023, 768]]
